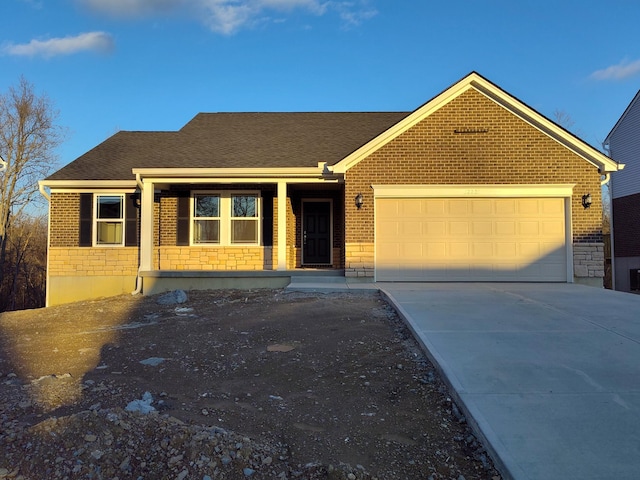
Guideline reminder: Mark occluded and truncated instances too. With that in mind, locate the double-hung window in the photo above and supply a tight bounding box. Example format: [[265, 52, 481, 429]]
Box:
[[231, 194, 259, 244], [193, 194, 221, 244], [192, 191, 260, 246], [95, 194, 125, 246]]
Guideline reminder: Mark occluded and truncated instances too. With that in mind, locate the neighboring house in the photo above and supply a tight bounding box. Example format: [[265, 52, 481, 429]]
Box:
[[40, 72, 622, 306], [604, 90, 640, 292]]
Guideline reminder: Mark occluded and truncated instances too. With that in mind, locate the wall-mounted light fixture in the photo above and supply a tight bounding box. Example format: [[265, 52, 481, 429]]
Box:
[[355, 193, 364, 209], [582, 193, 592, 209]]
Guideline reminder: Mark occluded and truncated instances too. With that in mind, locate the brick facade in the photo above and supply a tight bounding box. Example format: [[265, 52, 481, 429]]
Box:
[[49, 193, 81, 248], [344, 89, 603, 279], [46, 86, 608, 302], [47, 187, 344, 283]]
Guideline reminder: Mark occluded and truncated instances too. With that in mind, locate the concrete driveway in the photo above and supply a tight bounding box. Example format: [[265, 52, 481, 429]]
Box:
[[378, 283, 640, 480]]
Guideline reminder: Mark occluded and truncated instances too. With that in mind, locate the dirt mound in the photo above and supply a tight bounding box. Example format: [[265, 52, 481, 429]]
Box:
[[0, 289, 500, 479]]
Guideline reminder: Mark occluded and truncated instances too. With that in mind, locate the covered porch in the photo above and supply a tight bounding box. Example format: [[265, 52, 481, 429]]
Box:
[[134, 165, 346, 295]]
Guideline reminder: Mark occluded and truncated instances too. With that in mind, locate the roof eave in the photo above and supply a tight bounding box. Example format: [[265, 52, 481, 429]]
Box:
[[132, 165, 338, 179], [40, 179, 138, 189]]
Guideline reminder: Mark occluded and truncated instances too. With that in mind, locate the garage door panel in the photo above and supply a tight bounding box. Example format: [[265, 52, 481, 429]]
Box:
[[376, 197, 567, 282], [472, 221, 492, 235], [471, 200, 493, 214], [518, 199, 540, 214], [472, 243, 493, 257], [400, 199, 423, 216], [449, 200, 469, 214], [496, 221, 516, 236], [450, 222, 470, 235], [399, 221, 422, 236], [495, 200, 517, 215], [519, 221, 540, 235], [542, 221, 564, 235], [424, 221, 446, 235]]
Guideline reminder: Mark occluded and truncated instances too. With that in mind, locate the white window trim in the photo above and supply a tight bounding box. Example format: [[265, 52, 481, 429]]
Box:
[[93, 193, 126, 247], [190, 190, 261, 247]]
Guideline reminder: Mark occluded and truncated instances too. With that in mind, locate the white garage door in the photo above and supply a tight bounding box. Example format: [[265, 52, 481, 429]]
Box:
[[376, 197, 567, 282]]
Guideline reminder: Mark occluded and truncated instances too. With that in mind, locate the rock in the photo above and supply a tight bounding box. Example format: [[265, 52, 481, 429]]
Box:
[[156, 290, 188, 305], [84, 434, 97, 442], [267, 344, 295, 352], [125, 391, 155, 414], [139, 357, 166, 367], [243, 468, 255, 476], [176, 470, 188, 480], [91, 450, 103, 460]]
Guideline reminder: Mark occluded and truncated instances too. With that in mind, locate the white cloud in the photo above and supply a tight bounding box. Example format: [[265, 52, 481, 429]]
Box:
[[78, 0, 185, 16], [590, 59, 640, 81], [2, 32, 115, 58], [75, 0, 375, 34], [333, 1, 377, 27]]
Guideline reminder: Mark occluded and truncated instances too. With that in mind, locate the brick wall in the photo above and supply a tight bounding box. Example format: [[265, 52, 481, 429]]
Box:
[[613, 192, 640, 257], [345, 88, 603, 278], [50, 193, 81, 247]]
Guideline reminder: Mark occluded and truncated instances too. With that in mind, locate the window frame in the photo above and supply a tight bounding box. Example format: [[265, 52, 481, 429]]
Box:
[[93, 193, 126, 247], [192, 193, 222, 245], [190, 190, 261, 246]]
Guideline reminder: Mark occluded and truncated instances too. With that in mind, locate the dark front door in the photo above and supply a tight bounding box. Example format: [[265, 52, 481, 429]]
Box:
[[303, 201, 331, 264]]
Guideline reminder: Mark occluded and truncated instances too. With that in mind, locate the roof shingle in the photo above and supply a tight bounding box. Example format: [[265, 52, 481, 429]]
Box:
[[47, 112, 410, 181]]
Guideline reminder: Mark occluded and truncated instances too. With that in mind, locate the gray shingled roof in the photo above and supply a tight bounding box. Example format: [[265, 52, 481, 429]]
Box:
[[47, 112, 410, 181]]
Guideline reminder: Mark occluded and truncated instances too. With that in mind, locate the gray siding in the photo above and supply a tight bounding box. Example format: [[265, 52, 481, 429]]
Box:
[[608, 94, 640, 199]]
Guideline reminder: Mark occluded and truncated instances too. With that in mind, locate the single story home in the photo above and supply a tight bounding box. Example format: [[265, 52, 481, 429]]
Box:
[[40, 72, 623, 306]]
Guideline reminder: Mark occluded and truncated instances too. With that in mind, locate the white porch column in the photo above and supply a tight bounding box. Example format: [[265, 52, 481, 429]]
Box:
[[277, 181, 287, 271], [139, 179, 154, 272]]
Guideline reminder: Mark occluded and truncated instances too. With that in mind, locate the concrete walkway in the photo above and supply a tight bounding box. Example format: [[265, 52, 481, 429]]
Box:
[[378, 283, 640, 480]]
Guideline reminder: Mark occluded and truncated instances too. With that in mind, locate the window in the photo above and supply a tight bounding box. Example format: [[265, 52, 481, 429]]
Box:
[[95, 194, 124, 246], [193, 194, 220, 244], [191, 191, 260, 246], [231, 194, 258, 244]]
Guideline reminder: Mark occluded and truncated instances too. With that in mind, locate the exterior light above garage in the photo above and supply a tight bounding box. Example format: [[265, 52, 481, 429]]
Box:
[[355, 193, 364, 209], [582, 193, 592, 209]]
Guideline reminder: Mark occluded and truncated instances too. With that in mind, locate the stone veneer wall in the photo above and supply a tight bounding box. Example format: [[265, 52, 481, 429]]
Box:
[[153, 246, 274, 271], [573, 243, 605, 279]]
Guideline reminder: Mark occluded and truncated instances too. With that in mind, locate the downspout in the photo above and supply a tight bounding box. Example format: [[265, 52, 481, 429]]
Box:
[[38, 181, 52, 306], [601, 134, 615, 290], [602, 170, 615, 290], [131, 173, 144, 295]]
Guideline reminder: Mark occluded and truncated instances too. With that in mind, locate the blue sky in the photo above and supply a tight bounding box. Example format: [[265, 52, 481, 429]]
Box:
[[2, 0, 640, 169]]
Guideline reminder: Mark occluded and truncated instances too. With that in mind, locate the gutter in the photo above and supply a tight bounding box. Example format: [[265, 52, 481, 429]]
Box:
[[38, 180, 51, 202], [131, 173, 144, 296]]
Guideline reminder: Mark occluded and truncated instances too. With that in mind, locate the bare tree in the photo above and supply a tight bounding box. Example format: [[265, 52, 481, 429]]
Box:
[[0, 76, 64, 294], [1, 213, 47, 310]]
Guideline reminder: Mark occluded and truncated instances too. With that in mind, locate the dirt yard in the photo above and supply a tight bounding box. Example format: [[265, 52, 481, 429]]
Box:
[[0, 289, 501, 480]]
